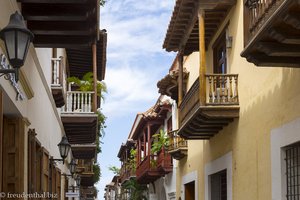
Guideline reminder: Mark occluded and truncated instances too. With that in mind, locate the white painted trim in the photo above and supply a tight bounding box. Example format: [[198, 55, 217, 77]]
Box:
[[205, 152, 232, 200], [181, 171, 198, 200], [271, 117, 300, 200]]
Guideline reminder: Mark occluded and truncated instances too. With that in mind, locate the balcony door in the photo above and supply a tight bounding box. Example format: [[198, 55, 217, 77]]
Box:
[[213, 32, 227, 75], [185, 181, 195, 200]]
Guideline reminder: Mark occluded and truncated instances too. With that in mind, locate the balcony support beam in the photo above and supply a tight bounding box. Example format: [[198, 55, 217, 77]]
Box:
[[178, 52, 184, 105], [198, 9, 206, 106], [92, 43, 97, 112]]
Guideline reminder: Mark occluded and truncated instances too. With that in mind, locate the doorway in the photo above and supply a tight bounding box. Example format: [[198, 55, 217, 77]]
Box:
[[185, 181, 195, 200]]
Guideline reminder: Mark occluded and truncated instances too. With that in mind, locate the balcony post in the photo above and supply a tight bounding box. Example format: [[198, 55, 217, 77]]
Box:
[[178, 52, 184, 105], [92, 43, 97, 112], [198, 9, 206, 106]]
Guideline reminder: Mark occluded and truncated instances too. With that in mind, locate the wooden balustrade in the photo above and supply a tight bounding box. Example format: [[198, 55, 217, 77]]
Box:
[[179, 79, 200, 126], [167, 130, 187, 152], [157, 148, 172, 171], [51, 57, 66, 87], [244, 0, 283, 44], [206, 74, 239, 105], [63, 91, 94, 113], [77, 160, 93, 173]]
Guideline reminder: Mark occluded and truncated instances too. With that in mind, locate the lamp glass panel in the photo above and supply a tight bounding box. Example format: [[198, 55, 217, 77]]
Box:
[[17, 31, 29, 61], [4, 31, 15, 60], [59, 144, 67, 158]]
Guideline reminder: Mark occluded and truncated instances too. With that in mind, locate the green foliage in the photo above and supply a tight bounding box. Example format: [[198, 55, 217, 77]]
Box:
[[93, 163, 101, 184], [128, 148, 137, 171], [96, 109, 106, 154], [108, 166, 120, 175], [151, 129, 169, 154], [67, 72, 107, 99], [123, 178, 147, 200]]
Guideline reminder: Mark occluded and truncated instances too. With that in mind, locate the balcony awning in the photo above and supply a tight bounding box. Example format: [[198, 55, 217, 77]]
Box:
[[61, 114, 98, 144], [163, 0, 236, 55], [18, 0, 99, 48], [71, 144, 96, 159], [66, 30, 107, 80]]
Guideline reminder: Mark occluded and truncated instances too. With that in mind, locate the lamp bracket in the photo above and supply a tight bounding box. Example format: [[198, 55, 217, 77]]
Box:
[[0, 54, 25, 100], [50, 158, 65, 165]]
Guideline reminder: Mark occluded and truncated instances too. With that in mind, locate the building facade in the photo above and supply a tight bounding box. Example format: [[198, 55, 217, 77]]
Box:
[[0, 0, 106, 199], [161, 0, 300, 200]]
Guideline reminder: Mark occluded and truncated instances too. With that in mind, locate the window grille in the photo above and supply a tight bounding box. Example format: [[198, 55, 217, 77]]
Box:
[[210, 169, 227, 200], [285, 143, 300, 200]]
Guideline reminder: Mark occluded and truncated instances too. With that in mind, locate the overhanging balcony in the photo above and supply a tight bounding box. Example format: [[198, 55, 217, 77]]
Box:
[[51, 57, 67, 107], [61, 90, 98, 144], [157, 148, 172, 174], [18, 0, 98, 48], [178, 74, 239, 139], [120, 163, 136, 184], [241, 0, 300, 67], [136, 155, 162, 184], [167, 130, 188, 160]]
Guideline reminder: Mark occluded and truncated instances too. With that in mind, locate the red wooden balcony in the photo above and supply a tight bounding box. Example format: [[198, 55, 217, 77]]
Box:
[[157, 148, 173, 174], [136, 155, 162, 184], [120, 163, 136, 184], [241, 0, 300, 67]]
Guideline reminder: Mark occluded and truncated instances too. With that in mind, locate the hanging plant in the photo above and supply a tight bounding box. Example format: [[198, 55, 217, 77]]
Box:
[[151, 129, 169, 155]]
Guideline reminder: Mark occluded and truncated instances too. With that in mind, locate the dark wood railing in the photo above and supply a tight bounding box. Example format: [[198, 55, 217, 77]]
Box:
[[244, 0, 285, 45], [157, 148, 172, 170], [167, 130, 187, 152], [179, 79, 200, 126], [136, 155, 158, 177]]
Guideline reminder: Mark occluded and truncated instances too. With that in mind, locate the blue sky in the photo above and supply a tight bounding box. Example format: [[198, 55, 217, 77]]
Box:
[[97, 0, 175, 198]]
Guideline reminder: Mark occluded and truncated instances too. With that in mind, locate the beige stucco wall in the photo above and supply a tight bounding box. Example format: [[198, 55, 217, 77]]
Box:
[[176, 0, 300, 200]]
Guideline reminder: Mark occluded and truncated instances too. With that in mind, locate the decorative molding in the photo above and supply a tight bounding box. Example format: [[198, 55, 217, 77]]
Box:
[[19, 69, 34, 99]]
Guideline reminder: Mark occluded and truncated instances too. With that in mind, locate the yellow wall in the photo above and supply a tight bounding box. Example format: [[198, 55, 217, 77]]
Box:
[[176, 0, 300, 200]]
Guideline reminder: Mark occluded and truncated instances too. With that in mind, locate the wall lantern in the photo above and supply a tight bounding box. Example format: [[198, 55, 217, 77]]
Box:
[[0, 11, 34, 82], [69, 159, 77, 175], [75, 175, 81, 187], [58, 135, 71, 163]]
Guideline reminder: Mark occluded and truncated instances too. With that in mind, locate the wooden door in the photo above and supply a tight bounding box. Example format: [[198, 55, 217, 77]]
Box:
[[2, 117, 25, 194], [185, 181, 195, 200]]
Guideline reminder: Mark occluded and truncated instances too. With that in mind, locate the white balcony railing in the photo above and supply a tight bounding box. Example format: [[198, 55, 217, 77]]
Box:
[[62, 91, 94, 113]]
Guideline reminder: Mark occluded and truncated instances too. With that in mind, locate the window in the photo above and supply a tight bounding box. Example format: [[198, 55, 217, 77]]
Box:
[[213, 32, 227, 74], [210, 170, 227, 200], [285, 142, 300, 200]]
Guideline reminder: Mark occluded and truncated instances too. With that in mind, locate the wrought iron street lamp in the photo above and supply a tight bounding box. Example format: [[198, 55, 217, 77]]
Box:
[[0, 11, 34, 82], [50, 135, 71, 164], [69, 159, 77, 175], [75, 175, 81, 187]]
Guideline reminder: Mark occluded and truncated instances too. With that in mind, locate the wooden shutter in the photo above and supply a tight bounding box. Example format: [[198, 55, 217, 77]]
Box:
[[41, 148, 49, 194], [28, 129, 37, 193], [2, 117, 25, 194], [35, 141, 42, 196], [56, 168, 61, 199]]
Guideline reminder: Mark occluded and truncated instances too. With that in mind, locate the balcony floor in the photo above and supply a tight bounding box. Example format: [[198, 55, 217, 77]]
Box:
[[241, 0, 300, 67], [178, 105, 239, 139]]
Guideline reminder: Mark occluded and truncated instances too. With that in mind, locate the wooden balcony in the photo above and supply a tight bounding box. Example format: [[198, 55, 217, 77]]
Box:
[[167, 130, 188, 160], [61, 91, 98, 144], [157, 148, 173, 174], [120, 163, 136, 184], [136, 155, 163, 184], [18, 0, 98, 48], [51, 57, 66, 107], [178, 74, 239, 139], [241, 0, 300, 67], [77, 159, 94, 175], [71, 144, 96, 160]]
